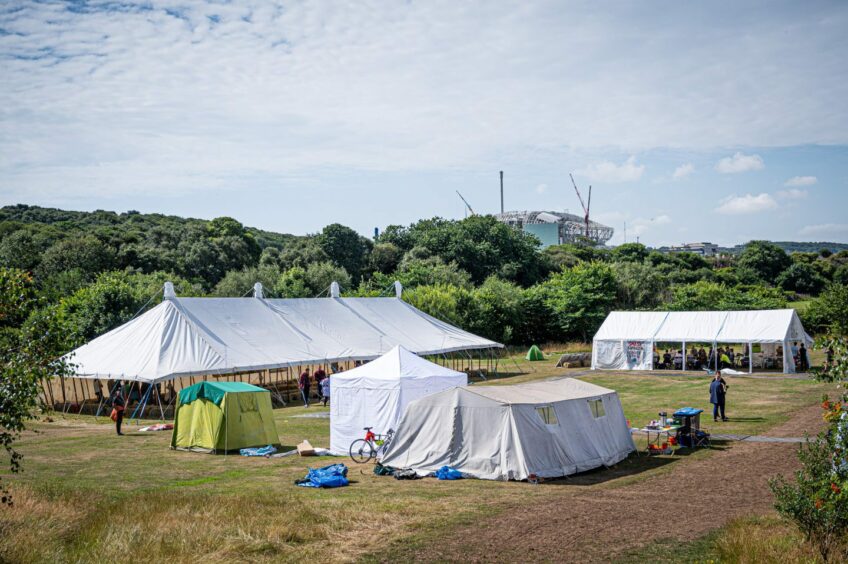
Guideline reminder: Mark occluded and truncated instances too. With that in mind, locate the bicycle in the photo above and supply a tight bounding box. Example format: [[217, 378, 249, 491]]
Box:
[[349, 427, 394, 463]]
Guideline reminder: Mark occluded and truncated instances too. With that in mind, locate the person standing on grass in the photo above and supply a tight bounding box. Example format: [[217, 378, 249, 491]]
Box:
[[320, 374, 330, 407], [112, 385, 126, 435], [798, 342, 808, 372], [709, 372, 729, 422], [298, 367, 311, 407], [313, 366, 326, 402]]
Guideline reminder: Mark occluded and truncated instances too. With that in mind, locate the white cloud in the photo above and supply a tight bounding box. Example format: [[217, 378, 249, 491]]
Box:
[[1, 1, 847, 202], [799, 224, 848, 236], [715, 193, 778, 214], [672, 163, 694, 180], [577, 156, 644, 184], [776, 188, 808, 200], [715, 153, 765, 174], [784, 175, 818, 186], [536, 183, 548, 194]]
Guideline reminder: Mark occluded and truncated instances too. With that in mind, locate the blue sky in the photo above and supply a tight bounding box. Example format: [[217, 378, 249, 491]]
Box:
[[1, 0, 847, 246]]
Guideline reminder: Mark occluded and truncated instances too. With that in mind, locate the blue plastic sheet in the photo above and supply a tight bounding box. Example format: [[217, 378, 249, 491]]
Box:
[[435, 466, 463, 480], [239, 445, 277, 457], [296, 463, 349, 488]]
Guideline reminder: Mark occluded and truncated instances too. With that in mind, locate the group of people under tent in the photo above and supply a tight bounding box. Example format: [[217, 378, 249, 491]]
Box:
[[654, 342, 808, 372], [297, 360, 368, 408]]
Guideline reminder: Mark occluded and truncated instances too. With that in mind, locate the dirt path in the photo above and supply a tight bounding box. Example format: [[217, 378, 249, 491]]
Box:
[[403, 403, 826, 563]]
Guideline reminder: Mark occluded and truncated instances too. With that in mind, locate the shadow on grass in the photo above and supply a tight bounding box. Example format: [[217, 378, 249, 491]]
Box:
[[537, 453, 678, 487]]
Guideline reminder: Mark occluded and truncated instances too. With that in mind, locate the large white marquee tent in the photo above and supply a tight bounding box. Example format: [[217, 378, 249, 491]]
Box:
[[329, 345, 467, 455], [592, 309, 812, 373], [379, 378, 635, 481], [64, 282, 501, 383]]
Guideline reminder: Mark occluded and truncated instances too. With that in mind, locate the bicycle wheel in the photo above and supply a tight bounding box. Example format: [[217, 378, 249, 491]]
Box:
[[349, 439, 375, 463]]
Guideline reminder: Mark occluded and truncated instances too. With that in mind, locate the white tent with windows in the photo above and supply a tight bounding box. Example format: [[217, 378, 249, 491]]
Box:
[[64, 282, 501, 384], [591, 309, 812, 373], [379, 378, 634, 481], [329, 345, 467, 455]]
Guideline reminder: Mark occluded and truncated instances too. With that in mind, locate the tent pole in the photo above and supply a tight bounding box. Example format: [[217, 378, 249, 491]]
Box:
[[60, 375, 67, 413], [682, 340, 686, 372], [153, 384, 164, 420], [748, 342, 753, 374]]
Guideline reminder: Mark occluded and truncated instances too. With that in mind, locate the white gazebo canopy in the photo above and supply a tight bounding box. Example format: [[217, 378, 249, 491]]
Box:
[[592, 309, 812, 373]]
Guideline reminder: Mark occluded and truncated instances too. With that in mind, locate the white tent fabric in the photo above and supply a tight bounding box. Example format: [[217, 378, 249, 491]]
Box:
[[65, 291, 501, 383], [592, 309, 812, 373], [379, 378, 635, 481], [329, 345, 467, 455]]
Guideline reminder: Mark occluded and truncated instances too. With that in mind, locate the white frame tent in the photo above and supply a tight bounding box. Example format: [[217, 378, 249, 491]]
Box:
[[329, 345, 467, 455], [591, 309, 812, 374], [379, 377, 635, 481]]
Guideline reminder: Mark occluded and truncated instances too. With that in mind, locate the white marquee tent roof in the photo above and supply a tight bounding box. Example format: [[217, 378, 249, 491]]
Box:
[[593, 309, 811, 344], [65, 285, 501, 383], [330, 345, 467, 390]]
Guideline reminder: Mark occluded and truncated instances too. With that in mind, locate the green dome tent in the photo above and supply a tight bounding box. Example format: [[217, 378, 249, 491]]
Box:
[[526, 345, 545, 361], [171, 381, 279, 453]]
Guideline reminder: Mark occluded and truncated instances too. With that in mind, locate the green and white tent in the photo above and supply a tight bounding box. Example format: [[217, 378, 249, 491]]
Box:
[[171, 381, 279, 453], [526, 345, 545, 361]]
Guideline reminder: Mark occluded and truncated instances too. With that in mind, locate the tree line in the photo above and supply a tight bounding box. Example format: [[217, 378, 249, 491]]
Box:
[[1, 204, 847, 356]]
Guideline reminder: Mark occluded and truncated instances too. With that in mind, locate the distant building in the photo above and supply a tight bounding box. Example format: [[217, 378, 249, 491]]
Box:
[[658, 242, 719, 257], [494, 210, 614, 248]]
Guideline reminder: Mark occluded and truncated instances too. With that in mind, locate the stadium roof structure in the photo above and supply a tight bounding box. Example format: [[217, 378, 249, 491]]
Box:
[[63, 282, 501, 383]]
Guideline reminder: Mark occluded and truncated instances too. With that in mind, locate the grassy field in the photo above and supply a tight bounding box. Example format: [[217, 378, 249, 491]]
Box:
[[0, 357, 836, 563]]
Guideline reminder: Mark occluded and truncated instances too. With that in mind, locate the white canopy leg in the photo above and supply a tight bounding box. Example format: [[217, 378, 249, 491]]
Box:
[[748, 342, 753, 374]]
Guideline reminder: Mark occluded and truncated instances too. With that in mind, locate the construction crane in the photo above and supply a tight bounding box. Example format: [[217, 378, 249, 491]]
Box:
[[569, 173, 592, 239], [456, 190, 476, 217]]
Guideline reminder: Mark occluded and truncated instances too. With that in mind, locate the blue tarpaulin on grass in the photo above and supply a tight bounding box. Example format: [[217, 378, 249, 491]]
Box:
[[296, 463, 349, 488], [239, 445, 277, 457], [435, 466, 463, 480]]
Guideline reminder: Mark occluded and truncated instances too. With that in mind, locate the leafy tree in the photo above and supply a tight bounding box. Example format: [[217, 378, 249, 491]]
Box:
[[400, 215, 545, 286], [770, 337, 848, 562], [666, 280, 787, 311], [275, 237, 330, 271], [317, 223, 372, 283], [543, 243, 608, 270], [401, 284, 474, 328], [304, 261, 352, 296], [394, 256, 472, 289], [833, 265, 848, 286], [537, 263, 617, 341], [0, 230, 44, 271], [1, 268, 70, 505], [212, 266, 282, 297], [273, 267, 311, 298], [368, 242, 403, 275], [805, 285, 848, 337], [516, 286, 556, 346], [737, 240, 792, 282], [37, 236, 116, 281], [610, 243, 648, 263], [612, 261, 671, 310], [467, 277, 523, 344], [778, 262, 828, 295], [53, 271, 198, 349]]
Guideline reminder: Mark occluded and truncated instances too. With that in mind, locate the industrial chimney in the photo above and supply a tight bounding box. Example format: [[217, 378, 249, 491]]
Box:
[[499, 171, 504, 214]]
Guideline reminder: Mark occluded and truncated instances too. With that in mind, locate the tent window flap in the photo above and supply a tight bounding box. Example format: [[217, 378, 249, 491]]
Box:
[[536, 405, 558, 425], [589, 399, 606, 418]]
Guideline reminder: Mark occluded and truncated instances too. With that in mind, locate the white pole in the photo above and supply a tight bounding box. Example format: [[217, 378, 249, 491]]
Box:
[[682, 340, 686, 371], [748, 342, 753, 374]]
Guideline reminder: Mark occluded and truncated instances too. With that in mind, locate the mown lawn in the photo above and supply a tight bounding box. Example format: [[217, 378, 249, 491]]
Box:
[[0, 358, 834, 563]]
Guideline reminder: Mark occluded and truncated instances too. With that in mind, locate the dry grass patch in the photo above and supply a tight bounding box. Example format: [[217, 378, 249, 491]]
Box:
[[714, 516, 826, 563]]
